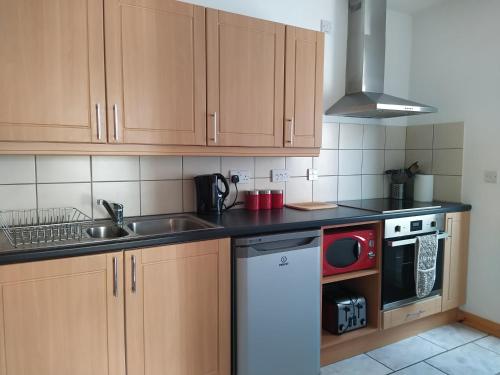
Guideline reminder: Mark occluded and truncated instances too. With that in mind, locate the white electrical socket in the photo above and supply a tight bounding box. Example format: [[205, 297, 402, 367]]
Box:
[[271, 169, 289, 182], [484, 170, 498, 184], [307, 168, 319, 181], [229, 169, 251, 184]]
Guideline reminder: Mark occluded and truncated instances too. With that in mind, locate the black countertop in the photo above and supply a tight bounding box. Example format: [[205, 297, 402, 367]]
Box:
[[0, 200, 471, 265]]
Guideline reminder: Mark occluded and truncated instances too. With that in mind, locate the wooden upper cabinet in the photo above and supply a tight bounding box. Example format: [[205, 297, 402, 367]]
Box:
[[0, 252, 125, 375], [207, 10, 285, 147], [284, 27, 324, 148], [0, 0, 106, 143], [442, 211, 470, 312], [105, 0, 207, 145], [124, 239, 230, 375]]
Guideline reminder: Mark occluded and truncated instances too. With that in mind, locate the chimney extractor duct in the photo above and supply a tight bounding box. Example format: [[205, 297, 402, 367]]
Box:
[[326, 0, 437, 118]]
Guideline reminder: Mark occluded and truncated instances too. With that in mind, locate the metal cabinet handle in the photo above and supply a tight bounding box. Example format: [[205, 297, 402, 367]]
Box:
[[96, 103, 102, 140], [112, 256, 118, 297], [113, 104, 119, 141], [210, 112, 217, 143], [406, 309, 425, 319], [387, 231, 449, 247], [131, 255, 137, 293], [286, 118, 294, 145]]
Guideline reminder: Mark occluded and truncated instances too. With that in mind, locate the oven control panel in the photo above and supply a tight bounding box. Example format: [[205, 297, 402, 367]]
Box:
[[384, 213, 445, 239]]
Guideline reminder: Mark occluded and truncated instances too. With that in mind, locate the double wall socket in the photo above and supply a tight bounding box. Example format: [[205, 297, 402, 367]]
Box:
[[229, 169, 251, 184], [271, 169, 289, 182]]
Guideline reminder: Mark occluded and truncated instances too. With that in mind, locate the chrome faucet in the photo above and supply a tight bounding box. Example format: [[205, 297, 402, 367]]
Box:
[[97, 199, 124, 226]]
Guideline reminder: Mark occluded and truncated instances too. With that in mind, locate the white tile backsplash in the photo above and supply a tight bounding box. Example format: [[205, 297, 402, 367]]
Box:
[[406, 125, 434, 149], [11, 122, 481, 215], [385, 150, 406, 171], [433, 122, 464, 149], [362, 175, 384, 199], [339, 150, 363, 175], [182, 156, 220, 179], [286, 157, 312, 177], [0, 156, 36, 184], [385, 126, 407, 150], [313, 176, 338, 202], [140, 180, 183, 215], [255, 157, 285, 178], [432, 149, 463, 175], [37, 183, 92, 217], [221, 157, 255, 178], [363, 125, 386, 149], [92, 156, 140, 181], [36, 156, 91, 183], [339, 123, 364, 149], [92, 181, 141, 218], [362, 150, 385, 174], [285, 177, 312, 203], [0, 184, 37, 210], [313, 149, 339, 176], [338, 175, 362, 201], [140, 156, 182, 180], [321, 123, 340, 149]]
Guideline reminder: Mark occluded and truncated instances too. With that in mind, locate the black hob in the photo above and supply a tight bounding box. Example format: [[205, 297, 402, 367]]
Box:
[[339, 198, 441, 214]]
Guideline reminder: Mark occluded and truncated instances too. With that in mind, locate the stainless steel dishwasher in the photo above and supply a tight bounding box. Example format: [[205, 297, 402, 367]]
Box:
[[232, 230, 321, 375]]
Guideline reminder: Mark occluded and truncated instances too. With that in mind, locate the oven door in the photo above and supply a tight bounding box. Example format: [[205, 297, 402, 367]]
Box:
[[382, 233, 445, 310]]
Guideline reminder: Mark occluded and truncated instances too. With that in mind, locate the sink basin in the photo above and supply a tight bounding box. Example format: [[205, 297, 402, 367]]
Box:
[[127, 216, 216, 236], [86, 225, 129, 239]]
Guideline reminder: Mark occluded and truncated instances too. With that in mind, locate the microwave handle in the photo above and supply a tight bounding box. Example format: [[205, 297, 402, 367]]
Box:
[[356, 241, 362, 258], [387, 231, 449, 247]]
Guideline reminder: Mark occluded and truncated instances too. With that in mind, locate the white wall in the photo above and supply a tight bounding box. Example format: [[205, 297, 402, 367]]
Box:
[[408, 0, 500, 322], [180, 0, 412, 126]]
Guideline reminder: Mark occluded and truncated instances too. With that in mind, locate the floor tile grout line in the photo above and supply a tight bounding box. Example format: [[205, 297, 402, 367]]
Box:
[[424, 360, 451, 375]]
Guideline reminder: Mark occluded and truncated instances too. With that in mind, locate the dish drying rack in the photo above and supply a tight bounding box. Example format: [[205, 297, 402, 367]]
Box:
[[0, 208, 93, 248]]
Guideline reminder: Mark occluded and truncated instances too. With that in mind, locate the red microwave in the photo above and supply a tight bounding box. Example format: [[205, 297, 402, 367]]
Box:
[[323, 229, 376, 276]]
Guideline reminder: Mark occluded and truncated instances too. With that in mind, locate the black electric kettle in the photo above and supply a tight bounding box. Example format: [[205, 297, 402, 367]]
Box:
[[194, 174, 230, 214]]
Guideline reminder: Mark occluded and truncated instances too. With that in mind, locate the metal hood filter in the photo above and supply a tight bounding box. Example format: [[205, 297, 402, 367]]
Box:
[[326, 0, 437, 118]]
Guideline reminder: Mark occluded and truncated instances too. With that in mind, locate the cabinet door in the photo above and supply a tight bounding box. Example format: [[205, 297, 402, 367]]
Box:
[[207, 10, 285, 147], [125, 239, 230, 375], [105, 0, 206, 145], [0, 0, 106, 143], [284, 27, 324, 148], [0, 253, 125, 375], [442, 212, 470, 311]]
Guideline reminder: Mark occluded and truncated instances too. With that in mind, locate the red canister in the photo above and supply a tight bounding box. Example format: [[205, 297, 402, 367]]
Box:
[[245, 190, 260, 211], [271, 189, 284, 209], [259, 190, 272, 210]]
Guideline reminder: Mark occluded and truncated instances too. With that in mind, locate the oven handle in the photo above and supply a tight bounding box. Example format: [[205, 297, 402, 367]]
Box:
[[386, 231, 449, 247]]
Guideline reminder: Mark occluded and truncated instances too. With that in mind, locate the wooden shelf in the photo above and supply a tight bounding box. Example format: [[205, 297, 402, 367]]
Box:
[[322, 269, 379, 284], [321, 326, 379, 349]]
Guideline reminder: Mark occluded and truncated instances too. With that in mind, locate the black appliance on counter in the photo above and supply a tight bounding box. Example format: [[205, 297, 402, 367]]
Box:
[[382, 213, 448, 310], [323, 288, 367, 335], [194, 174, 230, 214], [339, 198, 441, 214]]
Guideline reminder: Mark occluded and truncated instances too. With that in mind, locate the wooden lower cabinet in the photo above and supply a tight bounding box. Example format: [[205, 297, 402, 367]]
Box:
[[383, 295, 443, 330], [442, 211, 470, 311], [0, 252, 125, 375], [124, 238, 231, 375]]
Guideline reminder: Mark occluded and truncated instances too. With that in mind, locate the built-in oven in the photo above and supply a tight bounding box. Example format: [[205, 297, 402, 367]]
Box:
[[382, 213, 448, 310]]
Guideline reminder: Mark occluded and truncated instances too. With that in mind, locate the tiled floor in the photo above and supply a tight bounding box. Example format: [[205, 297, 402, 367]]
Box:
[[321, 323, 500, 375]]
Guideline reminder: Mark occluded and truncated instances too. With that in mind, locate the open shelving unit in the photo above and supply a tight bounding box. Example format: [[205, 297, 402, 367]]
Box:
[[320, 220, 383, 362]]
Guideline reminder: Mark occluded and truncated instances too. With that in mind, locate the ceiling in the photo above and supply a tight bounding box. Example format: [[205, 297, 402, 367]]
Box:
[[388, 0, 448, 14]]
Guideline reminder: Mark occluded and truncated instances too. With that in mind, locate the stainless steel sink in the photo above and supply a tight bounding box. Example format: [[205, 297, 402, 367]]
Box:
[[127, 215, 216, 236], [86, 225, 129, 239]]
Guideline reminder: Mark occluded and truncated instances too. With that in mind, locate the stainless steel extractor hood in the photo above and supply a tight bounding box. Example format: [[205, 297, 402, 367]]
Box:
[[326, 0, 437, 118]]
